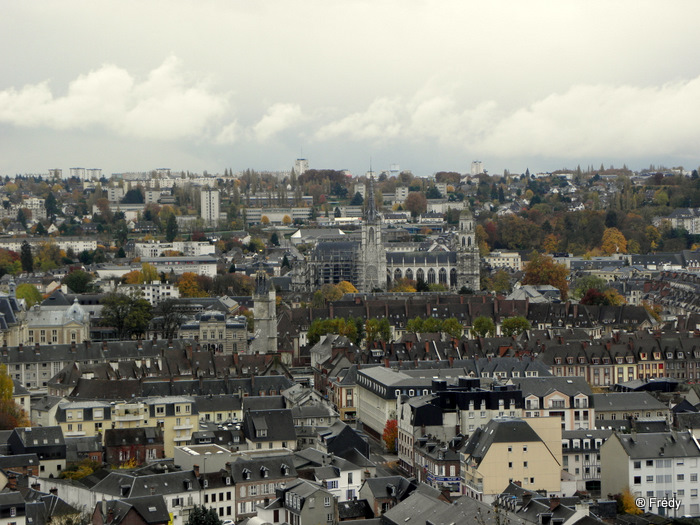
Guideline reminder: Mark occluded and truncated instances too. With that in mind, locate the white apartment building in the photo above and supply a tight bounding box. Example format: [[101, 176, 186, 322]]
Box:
[[142, 256, 218, 278], [484, 251, 523, 271], [200, 188, 220, 225], [601, 431, 700, 518]]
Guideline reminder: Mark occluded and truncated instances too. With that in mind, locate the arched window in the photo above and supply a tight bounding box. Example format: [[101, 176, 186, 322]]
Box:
[[405, 268, 414, 280], [467, 236, 472, 247], [462, 237, 466, 247], [368, 227, 375, 244], [427, 268, 436, 284], [394, 268, 402, 281], [416, 268, 425, 282], [450, 268, 458, 287], [439, 268, 447, 284]]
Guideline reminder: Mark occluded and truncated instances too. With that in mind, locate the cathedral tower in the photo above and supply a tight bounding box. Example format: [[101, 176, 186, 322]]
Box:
[[456, 209, 480, 292], [358, 176, 387, 293]]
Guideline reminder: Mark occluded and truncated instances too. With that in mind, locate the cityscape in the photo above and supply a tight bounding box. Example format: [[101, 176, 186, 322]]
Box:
[[3, 1, 700, 525]]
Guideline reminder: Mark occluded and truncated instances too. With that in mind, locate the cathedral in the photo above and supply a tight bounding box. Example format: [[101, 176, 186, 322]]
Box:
[[291, 178, 480, 294]]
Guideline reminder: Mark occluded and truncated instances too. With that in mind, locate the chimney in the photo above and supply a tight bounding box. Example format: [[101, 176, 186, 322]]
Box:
[[7, 474, 17, 491], [193, 464, 200, 478], [448, 356, 454, 368], [49, 487, 58, 496], [34, 342, 40, 353], [31, 482, 41, 491], [71, 341, 76, 353], [102, 341, 108, 351], [549, 497, 561, 511], [107, 507, 114, 524], [384, 358, 390, 368], [18, 343, 23, 353]]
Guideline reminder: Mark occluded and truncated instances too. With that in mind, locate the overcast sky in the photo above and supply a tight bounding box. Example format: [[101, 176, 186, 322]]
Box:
[[2, 0, 700, 177]]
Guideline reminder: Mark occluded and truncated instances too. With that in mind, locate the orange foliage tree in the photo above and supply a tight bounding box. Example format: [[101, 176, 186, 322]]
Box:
[[0, 365, 29, 430]]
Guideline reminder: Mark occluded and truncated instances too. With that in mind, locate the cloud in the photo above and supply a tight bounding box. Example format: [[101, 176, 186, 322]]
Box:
[[0, 57, 229, 141], [252, 103, 303, 141], [313, 76, 700, 161]]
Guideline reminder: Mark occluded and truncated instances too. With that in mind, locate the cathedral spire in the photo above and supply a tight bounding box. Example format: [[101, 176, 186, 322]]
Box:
[[366, 175, 378, 223]]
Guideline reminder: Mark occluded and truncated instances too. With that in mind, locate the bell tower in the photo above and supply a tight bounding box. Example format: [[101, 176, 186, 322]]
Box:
[[358, 176, 386, 293], [456, 209, 480, 292]]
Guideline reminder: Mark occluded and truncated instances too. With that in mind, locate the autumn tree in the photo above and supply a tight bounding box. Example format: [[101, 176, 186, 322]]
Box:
[[0, 364, 29, 430], [601, 227, 627, 255], [501, 316, 531, 337], [0, 249, 21, 277], [382, 419, 398, 453], [617, 488, 642, 515], [165, 214, 178, 242], [471, 316, 495, 338], [404, 192, 427, 218], [282, 215, 292, 225], [178, 272, 208, 298], [522, 252, 569, 301], [390, 278, 417, 293], [572, 275, 607, 300], [337, 281, 358, 294], [35, 241, 62, 271]]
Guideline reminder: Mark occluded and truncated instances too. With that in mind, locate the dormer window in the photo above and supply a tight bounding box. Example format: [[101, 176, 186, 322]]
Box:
[[640, 353, 647, 360], [567, 357, 574, 364], [667, 352, 674, 359], [592, 358, 600, 365], [616, 357, 623, 364], [654, 352, 661, 360], [226, 477, 231, 485], [578, 357, 585, 364], [261, 466, 269, 478], [281, 464, 290, 476], [555, 358, 562, 364], [242, 468, 251, 480], [256, 429, 267, 438]]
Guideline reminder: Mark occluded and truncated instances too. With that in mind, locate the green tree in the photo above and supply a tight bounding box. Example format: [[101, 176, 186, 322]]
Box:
[[422, 317, 442, 333], [572, 275, 607, 300], [45, 192, 59, 217], [165, 214, 178, 242], [185, 505, 222, 525], [501, 316, 531, 337], [442, 318, 463, 339], [471, 316, 495, 338], [350, 192, 364, 206], [406, 317, 424, 333], [16, 283, 42, 308], [101, 293, 153, 340], [20, 241, 33, 273], [17, 208, 28, 227], [365, 318, 391, 347], [63, 270, 97, 294], [154, 298, 185, 340]]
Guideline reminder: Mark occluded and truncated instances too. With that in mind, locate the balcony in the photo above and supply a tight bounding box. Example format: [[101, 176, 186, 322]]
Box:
[[114, 413, 146, 422], [464, 479, 483, 492], [174, 434, 192, 442], [173, 423, 194, 431]]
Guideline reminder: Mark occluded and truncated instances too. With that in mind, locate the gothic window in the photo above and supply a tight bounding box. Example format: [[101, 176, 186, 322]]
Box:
[[405, 268, 413, 280], [439, 268, 447, 284], [417, 268, 425, 282], [427, 269, 436, 284], [462, 236, 466, 247], [368, 227, 375, 244], [467, 236, 472, 247], [450, 268, 458, 287], [394, 268, 402, 281]]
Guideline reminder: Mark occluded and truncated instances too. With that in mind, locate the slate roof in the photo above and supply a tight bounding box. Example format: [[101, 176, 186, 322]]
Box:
[[591, 392, 668, 412], [97, 495, 170, 525], [91, 470, 200, 498], [514, 376, 592, 398], [615, 431, 700, 459], [242, 409, 296, 443], [462, 418, 541, 466]]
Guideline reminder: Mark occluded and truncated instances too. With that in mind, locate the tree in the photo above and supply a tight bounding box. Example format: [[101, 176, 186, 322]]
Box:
[[471, 316, 495, 338], [617, 488, 642, 515], [404, 192, 427, 218], [491, 270, 511, 294], [390, 278, 417, 293], [35, 241, 62, 271], [140, 263, 159, 284], [501, 316, 531, 337], [282, 214, 292, 225], [165, 214, 178, 242], [270, 232, 280, 246], [154, 298, 185, 340], [20, 241, 33, 273], [185, 505, 222, 525], [350, 192, 364, 206], [178, 272, 208, 298], [261, 215, 270, 225], [336, 281, 358, 294], [45, 192, 59, 217], [572, 275, 607, 300], [601, 227, 627, 255], [16, 208, 28, 227], [63, 270, 96, 294], [15, 283, 42, 308], [522, 252, 569, 301], [382, 419, 398, 453], [0, 364, 29, 430], [101, 293, 153, 340], [442, 317, 463, 339], [365, 318, 391, 347]]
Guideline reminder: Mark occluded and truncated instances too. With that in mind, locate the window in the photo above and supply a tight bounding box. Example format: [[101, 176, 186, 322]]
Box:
[[523, 462, 528, 468], [679, 474, 685, 481], [327, 514, 334, 522], [633, 461, 641, 469], [324, 497, 331, 507], [692, 473, 698, 482]]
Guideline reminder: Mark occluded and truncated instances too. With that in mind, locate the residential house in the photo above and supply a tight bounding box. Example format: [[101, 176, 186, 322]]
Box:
[[91, 495, 170, 525], [8, 427, 66, 478], [104, 428, 164, 466], [460, 417, 562, 503], [561, 429, 612, 494], [242, 409, 296, 451], [358, 476, 417, 517], [514, 376, 594, 430], [256, 478, 338, 525], [591, 392, 670, 427], [600, 431, 700, 517]]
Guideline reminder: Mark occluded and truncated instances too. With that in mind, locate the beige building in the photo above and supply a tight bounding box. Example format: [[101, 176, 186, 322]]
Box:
[[460, 417, 562, 503], [26, 299, 89, 346], [178, 313, 248, 353]]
